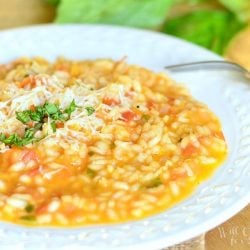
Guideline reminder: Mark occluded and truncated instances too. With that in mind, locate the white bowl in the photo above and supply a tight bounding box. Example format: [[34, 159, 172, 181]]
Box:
[[0, 24, 249, 250]]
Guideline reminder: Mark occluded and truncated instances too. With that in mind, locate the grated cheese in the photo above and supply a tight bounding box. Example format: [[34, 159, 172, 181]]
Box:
[[0, 72, 139, 153]]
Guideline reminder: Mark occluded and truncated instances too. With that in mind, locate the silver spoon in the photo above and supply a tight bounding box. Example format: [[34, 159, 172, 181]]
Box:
[[165, 60, 250, 79]]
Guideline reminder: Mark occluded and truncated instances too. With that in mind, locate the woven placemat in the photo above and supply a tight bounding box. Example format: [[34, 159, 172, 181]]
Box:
[[163, 234, 205, 250]]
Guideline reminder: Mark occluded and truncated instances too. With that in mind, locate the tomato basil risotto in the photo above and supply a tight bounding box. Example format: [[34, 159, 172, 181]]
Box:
[[0, 57, 227, 226]]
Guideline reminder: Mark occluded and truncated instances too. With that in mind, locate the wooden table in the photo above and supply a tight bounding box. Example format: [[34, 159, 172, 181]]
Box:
[[0, 1, 249, 249]]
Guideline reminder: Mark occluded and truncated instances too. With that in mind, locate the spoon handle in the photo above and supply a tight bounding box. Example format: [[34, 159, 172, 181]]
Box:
[[165, 60, 250, 78]]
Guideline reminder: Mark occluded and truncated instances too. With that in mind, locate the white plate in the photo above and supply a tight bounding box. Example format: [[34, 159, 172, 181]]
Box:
[[0, 24, 249, 250]]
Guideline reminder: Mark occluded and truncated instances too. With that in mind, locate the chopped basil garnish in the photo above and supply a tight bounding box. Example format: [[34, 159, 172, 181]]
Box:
[[44, 102, 59, 115], [0, 100, 96, 148], [16, 111, 31, 124], [0, 100, 78, 147], [85, 106, 95, 116], [50, 121, 56, 133]]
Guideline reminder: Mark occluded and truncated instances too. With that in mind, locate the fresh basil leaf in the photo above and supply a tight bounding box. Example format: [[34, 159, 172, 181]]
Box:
[[1, 127, 39, 147], [3, 99, 78, 148], [46, 0, 60, 5], [56, 0, 174, 29], [219, 0, 250, 22], [164, 10, 245, 54]]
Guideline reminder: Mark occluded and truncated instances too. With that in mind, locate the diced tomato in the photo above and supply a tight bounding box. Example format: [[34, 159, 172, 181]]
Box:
[[167, 97, 176, 105], [29, 104, 36, 111], [159, 104, 170, 115], [125, 91, 133, 98], [27, 167, 40, 177], [147, 100, 156, 109], [52, 168, 71, 180], [121, 110, 136, 122], [22, 150, 38, 163], [170, 169, 187, 181], [18, 75, 36, 88], [27, 121, 35, 128], [55, 64, 70, 72], [36, 203, 49, 215], [8, 148, 22, 163], [7, 148, 34, 164], [56, 122, 64, 128], [198, 136, 211, 146], [182, 143, 198, 157], [63, 203, 77, 215], [103, 97, 120, 106]]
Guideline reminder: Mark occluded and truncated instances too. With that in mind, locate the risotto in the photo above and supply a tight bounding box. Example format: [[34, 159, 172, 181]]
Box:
[[0, 57, 227, 226]]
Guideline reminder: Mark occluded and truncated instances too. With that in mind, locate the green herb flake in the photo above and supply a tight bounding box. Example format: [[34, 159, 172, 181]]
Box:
[[34, 123, 43, 130], [110, 141, 116, 149], [24, 128, 35, 140], [51, 121, 57, 133], [0, 133, 6, 142], [46, 0, 60, 6], [145, 177, 163, 189], [164, 9, 244, 54], [85, 106, 95, 116], [141, 114, 150, 122], [25, 204, 34, 213], [20, 215, 36, 221], [86, 168, 96, 178], [56, 0, 174, 30], [1, 99, 79, 148], [0, 133, 24, 147], [219, 0, 250, 23], [64, 99, 77, 116], [51, 111, 66, 121], [88, 151, 94, 156]]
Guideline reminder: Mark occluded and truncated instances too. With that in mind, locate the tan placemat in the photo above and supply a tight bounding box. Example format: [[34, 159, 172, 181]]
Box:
[[163, 235, 205, 250]]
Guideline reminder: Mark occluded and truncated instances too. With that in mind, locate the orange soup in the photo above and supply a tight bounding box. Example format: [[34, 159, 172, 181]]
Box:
[[0, 57, 227, 226]]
